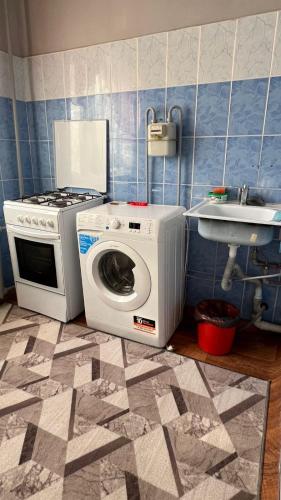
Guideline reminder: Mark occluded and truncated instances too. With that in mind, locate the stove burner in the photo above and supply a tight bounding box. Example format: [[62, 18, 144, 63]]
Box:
[[18, 189, 101, 207], [23, 195, 46, 205], [48, 199, 74, 208]]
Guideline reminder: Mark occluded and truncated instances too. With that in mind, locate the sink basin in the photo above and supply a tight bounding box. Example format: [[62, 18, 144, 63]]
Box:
[[184, 200, 281, 246]]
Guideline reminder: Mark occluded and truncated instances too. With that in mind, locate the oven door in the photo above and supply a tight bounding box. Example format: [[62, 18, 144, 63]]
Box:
[[6, 224, 65, 294]]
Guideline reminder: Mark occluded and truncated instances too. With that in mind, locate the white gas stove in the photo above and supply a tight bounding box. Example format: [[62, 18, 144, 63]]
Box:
[[3, 120, 107, 321]]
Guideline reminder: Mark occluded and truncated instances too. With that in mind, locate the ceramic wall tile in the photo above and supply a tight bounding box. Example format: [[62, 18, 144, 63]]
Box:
[[64, 49, 88, 98], [23, 178, 34, 196], [30, 141, 51, 179], [114, 182, 137, 202], [264, 76, 281, 134], [188, 231, 217, 278], [166, 85, 196, 137], [272, 12, 281, 76], [0, 141, 18, 180], [165, 138, 193, 185], [13, 56, 27, 101], [42, 53, 65, 100], [20, 141, 33, 179], [138, 33, 167, 90], [224, 136, 261, 187], [199, 20, 236, 84], [88, 94, 111, 121], [46, 99, 66, 140], [0, 51, 11, 98], [26, 56, 45, 101], [0, 98, 15, 140], [16, 101, 29, 141], [163, 184, 191, 208], [27, 101, 48, 141], [112, 139, 137, 182], [196, 82, 230, 136], [111, 91, 137, 139], [2, 180, 20, 203], [193, 137, 226, 185], [259, 135, 281, 188], [150, 183, 163, 204], [167, 27, 199, 87], [87, 44, 111, 95], [228, 78, 268, 135], [233, 12, 276, 80], [187, 275, 214, 307], [66, 97, 88, 120], [111, 39, 137, 92], [138, 140, 164, 184]]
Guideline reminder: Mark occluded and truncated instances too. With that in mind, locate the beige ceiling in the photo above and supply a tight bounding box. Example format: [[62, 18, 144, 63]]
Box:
[[2, 0, 281, 56]]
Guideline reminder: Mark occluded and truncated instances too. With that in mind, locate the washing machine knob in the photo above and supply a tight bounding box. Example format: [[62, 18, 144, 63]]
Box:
[[110, 218, 121, 229]]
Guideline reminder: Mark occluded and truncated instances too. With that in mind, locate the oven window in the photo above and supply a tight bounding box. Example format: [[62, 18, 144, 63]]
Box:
[[15, 237, 58, 288]]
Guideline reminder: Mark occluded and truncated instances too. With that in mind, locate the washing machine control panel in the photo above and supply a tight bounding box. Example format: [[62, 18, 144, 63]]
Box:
[[78, 213, 154, 235]]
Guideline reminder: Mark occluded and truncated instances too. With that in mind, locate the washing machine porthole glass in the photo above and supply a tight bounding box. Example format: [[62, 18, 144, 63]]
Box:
[[98, 251, 135, 296]]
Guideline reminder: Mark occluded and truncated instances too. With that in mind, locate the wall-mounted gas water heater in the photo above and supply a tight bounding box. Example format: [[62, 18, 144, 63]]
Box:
[[145, 105, 183, 205]]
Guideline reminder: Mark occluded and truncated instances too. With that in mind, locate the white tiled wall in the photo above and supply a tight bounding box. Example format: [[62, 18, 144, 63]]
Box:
[[233, 12, 276, 80], [6, 10, 281, 102]]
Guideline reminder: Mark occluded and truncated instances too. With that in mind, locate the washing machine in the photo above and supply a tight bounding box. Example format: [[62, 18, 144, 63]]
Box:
[[77, 202, 186, 347]]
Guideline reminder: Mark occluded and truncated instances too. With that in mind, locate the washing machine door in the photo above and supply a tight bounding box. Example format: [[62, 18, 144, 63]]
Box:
[[86, 241, 151, 311]]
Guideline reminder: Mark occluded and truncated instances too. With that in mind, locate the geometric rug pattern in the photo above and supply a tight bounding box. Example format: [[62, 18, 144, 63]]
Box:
[[0, 303, 269, 499]]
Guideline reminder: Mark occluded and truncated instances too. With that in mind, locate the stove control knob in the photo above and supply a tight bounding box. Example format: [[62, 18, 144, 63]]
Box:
[[17, 216, 24, 223], [32, 217, 38, 225], [47, 219, 54, 228], [111, 218, 121, 230], [25, 216, 31, 224], [39, 218, 46, 227]]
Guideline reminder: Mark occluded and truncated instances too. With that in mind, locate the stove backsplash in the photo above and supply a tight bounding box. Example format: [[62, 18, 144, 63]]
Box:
[[0, 11, 281, 322]]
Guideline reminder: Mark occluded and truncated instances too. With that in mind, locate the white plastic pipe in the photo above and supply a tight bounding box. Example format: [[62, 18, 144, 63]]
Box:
[[254, 320, 281, 333], [234, 263, 281, 333], [241, 272, 281, 281], [221, 244, 239, 291]]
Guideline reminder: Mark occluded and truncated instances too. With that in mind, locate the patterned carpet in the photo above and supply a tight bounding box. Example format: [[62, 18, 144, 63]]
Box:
[[0, 303, 269, 499]]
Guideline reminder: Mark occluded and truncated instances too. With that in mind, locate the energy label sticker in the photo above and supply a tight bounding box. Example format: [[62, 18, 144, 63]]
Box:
[[133, 316, 156, 334]]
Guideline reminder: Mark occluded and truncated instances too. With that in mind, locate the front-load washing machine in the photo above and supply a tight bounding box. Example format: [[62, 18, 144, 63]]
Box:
[[77, 202, 186, 347]]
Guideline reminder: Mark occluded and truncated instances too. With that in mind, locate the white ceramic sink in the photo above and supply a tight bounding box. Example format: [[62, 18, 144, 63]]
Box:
[[184, 200, 281, 246]]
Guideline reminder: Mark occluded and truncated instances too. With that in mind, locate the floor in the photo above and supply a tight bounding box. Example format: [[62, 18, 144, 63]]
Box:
[[4, 289, 281, 499], [75, 310, 281, 500], [0, 302, 269, 499], [167, 320, 281, 500]]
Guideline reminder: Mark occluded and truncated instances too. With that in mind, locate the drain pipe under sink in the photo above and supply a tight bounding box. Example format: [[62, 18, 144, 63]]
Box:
[[221, 249, 281, 333], [221, 245, 240, 291]]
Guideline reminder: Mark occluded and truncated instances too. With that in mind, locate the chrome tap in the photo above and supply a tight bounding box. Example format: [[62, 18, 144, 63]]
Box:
[[238, 184, 249, 205]]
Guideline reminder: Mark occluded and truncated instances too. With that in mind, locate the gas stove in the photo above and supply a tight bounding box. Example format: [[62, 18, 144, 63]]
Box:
[[3, 119, 107, 322], [18, 189, 102, 208], [4, 188, 105, 233]]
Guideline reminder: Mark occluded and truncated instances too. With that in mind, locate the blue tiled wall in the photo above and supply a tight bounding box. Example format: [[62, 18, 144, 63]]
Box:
[[23, 76, 281, 321], [0, 98, 18, 287]]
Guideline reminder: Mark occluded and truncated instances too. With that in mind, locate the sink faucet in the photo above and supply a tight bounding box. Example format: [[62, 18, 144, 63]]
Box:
[[238, 184, 249, 205]]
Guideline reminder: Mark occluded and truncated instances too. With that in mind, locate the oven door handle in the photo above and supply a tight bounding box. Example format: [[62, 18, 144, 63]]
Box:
[[6, 226, 61, 241]]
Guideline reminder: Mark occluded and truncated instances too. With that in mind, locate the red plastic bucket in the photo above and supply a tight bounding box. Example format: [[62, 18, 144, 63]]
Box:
[[197, 322, 236, 355]]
